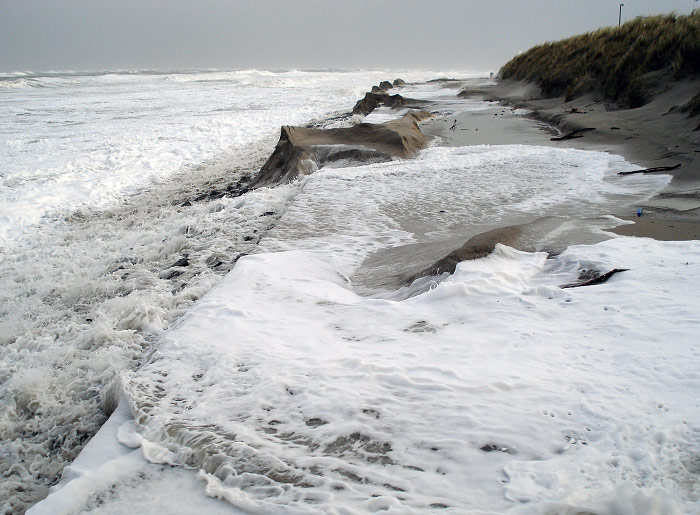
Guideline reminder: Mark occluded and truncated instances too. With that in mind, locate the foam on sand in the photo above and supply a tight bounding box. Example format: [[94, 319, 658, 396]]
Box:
[[33, 238, 700, 513]]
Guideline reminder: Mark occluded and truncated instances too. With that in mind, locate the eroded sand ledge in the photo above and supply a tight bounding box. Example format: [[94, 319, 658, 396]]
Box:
[[250, 110, 432, 188], [352, 91, 429, 115]]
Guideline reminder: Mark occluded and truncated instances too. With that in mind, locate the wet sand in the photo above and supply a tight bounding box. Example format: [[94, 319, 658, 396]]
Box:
[[610, 214, 700, 240], [456, 78, 700, 241]]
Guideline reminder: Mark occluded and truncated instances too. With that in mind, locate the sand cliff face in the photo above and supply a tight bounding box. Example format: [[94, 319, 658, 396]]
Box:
[[248, 79, 434, 188], [352, 91, 429, 115], [250, 110, 432, 188]]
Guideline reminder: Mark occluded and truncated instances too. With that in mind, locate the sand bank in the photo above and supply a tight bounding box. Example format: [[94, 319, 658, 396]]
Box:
[[250, 111, 431, 188]]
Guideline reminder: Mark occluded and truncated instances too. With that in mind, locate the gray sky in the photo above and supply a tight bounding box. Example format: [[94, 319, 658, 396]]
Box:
[[0, 0, 696, 73]]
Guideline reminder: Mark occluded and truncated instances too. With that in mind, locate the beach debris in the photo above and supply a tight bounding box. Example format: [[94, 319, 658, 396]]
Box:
[[160, 269, 183, 280], [205, 252, 227, 269], [449, 119, 458, 130], [305, 418, 328, 428], [480, 444, 514, 454], [617, 163, 681, 175], [561, 268, 629, 289], [171, 256, 189, 268], [550, 127, 595, 141]]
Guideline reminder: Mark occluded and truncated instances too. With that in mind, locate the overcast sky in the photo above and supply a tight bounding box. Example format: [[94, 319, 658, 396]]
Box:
[[0, 0, 696, 73]]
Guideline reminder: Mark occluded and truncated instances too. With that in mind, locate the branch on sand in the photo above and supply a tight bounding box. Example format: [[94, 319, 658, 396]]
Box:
[[550, 127, 595, 141], [617, 163, 681, 176], [561, 268, 629, 289]]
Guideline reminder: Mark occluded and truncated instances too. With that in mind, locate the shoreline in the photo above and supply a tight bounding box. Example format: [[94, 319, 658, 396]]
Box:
[[341, 76, 700, 293], [259, 77, 697, 292]]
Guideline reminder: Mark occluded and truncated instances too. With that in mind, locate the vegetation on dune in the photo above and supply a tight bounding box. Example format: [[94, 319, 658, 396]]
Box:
[[500, 12, 700, 108]]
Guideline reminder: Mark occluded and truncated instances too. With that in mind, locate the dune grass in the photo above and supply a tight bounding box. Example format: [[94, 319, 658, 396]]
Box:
[[500, 12, 700, 108]]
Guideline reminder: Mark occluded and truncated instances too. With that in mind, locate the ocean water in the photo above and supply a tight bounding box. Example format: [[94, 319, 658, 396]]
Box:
[[0, 68, 457, 512], [2, 70, 698, 514], [0, 69, 447, 246]]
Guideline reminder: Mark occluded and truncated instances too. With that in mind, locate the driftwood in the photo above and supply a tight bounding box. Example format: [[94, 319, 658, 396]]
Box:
[[550, 127, 595, 141], [617, 163, 681, 176], [561, 268, 629, 289]]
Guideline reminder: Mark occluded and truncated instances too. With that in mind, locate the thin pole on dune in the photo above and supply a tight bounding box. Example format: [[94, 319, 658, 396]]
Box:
[[619, 3, 624, 26]]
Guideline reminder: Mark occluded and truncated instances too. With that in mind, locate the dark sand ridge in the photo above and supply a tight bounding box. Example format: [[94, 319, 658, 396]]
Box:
[[352, 214, 626, 296]]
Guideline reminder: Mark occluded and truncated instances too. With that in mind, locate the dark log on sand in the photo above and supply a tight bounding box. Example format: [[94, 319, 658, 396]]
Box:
[[550, 127, 595, 141], [561, 268, 629, 289], [617, 163, 681, 176]]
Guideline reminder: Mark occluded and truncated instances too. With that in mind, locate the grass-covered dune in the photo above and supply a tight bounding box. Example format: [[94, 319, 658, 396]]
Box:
[[500, 12, 700, 109]]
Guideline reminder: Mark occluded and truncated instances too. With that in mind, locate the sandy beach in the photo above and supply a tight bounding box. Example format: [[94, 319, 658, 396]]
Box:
[[349, 76, 700, 292], [452, 77, 700, 242]]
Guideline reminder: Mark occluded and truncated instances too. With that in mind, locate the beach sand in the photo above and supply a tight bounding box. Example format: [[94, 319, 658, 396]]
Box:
[[456, 78, 700, 241]]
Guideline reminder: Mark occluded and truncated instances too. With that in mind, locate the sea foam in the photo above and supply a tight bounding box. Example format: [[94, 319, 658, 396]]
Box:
[[2, 69, 464, 512], [34, 138, 696, 513], [47, 236, 697, 513]]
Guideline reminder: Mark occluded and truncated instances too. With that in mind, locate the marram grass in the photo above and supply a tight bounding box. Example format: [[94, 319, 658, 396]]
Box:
[[501, 12, 700, 108]]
